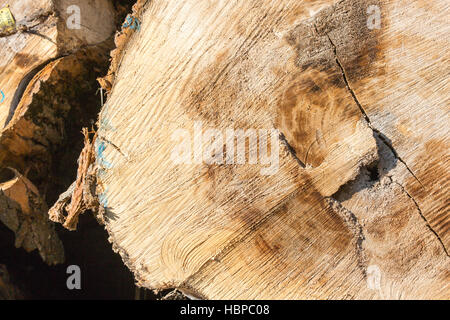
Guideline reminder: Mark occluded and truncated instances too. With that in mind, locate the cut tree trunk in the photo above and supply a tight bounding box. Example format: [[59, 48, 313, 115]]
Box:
[[57, 0, 449, 299], [0, 0, 119, 264]]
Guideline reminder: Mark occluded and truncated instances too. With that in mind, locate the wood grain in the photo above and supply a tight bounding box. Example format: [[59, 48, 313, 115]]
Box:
[[95, 0, 448, 299]]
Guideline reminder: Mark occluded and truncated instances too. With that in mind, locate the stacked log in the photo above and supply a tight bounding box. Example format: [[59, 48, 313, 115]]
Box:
[[84, 0, 449, 299], [0, 0, 448, 299]]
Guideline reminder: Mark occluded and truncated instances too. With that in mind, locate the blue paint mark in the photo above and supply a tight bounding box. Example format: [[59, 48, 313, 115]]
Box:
[[122, 15, 141, 31], [96, 140, 112, 169], [0, 90, 4, 104], [98, 189, 109, 207], [97, 140, 106, 156]]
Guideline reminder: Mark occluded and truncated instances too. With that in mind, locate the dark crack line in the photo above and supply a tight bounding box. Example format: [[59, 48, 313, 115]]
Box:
[[326, 34, 370, 122], [323, 32, 424, 190], [323, 30, 444, 256], [394, 181, 449, 257], [97, 135, 128, 159], [373, 128, 425, 189], [22, 29, 56, 45], [278, 132, 306, 168]]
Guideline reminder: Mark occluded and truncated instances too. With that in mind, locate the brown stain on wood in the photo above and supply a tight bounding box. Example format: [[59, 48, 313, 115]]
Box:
[[407, 138, 450, 249], [276, 0, 385, 167], [13, 53, 39, 69], [194, 163, 272, 233], [172, 0, 380, 264], [183, 0, 386, 168], [184, 179, 357, 296], [313, 0, 385, 82], [384, 238, 426, 276], [367, 205, 411, 241], [276, 68, 361, 167], [101, 0, 391, 293]]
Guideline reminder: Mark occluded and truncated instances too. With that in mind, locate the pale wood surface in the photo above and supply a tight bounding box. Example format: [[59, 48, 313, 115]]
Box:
[[69, 0, 450, 298]]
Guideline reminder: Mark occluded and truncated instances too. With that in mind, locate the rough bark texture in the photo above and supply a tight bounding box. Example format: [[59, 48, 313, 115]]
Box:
[[86, 0, 449, 299]]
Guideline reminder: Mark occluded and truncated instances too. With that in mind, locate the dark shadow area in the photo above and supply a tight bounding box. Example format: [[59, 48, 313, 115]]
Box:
[[0, 212, 137, 299], [0, 168, 15, 183], [4, 59, 53, 127]]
